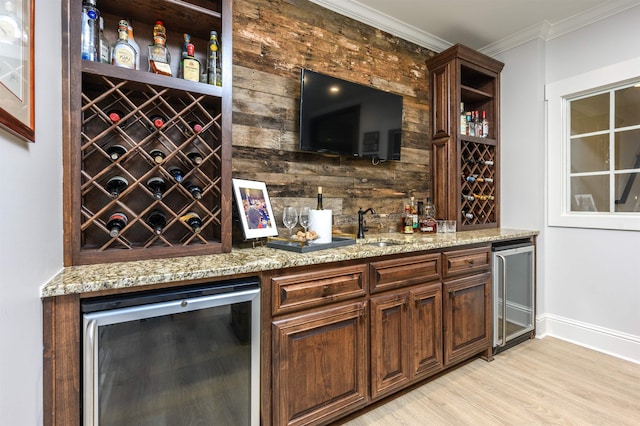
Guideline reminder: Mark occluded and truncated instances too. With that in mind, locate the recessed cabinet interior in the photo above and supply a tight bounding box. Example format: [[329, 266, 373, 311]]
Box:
[[427, 44, 504, 231], [62, 0, 232, 265]]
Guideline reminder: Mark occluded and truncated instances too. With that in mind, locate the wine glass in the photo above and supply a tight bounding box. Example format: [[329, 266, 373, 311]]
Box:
[[282, 206, 298, 241], [299, 207, 310, 238]]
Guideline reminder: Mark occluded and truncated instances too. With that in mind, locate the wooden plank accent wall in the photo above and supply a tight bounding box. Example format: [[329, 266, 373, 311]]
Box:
[[232, 0, 435, 235]]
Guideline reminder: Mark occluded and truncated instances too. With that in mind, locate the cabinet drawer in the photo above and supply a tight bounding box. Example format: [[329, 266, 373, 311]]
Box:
[[370, 253, 441, 293], [443, 246, 491, 278], [272, 265, 367, 315]]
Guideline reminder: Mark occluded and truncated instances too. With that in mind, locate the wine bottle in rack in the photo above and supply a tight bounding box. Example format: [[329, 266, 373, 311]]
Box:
[[181, 211, 202, 234], [106, 212, 128, 237], [461, 210, 474, 220], [149, 149, 166, 164], [107, 109, 125, 125], [185, 121, 203, 135], [184, 181, 203, 199], [106, 144, 127, 161], [463, 174, 494, 183], [462, 193, 475, 202], [168, 167, 184, 183], [187, 151, 203, 165], [146, 210, 167, 235], [146, 176, 167, 200], [149, 115, 166, 129], [105, 176, 129, 198]]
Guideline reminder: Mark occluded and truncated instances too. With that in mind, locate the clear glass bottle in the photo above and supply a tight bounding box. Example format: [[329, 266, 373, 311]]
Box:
[[81, 0, 99, 61], [111, 20, 136, 69], [420, 197, 437, 233], [180, 43, 201, 82], [98, 16, 110, 64], [127, 23, 141, 70], [207, 31, 220, 86], [148, 20, 172, 76]]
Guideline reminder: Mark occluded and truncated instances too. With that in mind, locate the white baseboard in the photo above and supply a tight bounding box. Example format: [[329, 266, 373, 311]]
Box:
[[536, 313, 640, 364]]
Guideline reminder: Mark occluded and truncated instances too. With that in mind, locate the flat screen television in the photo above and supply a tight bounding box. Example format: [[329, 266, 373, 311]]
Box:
[[299, 69, 403, 160]]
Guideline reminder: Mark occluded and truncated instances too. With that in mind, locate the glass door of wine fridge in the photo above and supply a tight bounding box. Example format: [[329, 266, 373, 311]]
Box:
[[82, 278, 260, 426], [492, 242, 535, 352]]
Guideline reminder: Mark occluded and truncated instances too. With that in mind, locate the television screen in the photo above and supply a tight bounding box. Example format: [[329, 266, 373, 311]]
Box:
[[299, 69, 403, 160]]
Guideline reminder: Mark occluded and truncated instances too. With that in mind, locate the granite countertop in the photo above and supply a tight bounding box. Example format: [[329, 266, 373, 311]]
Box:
[[41, 228, 538, 297]]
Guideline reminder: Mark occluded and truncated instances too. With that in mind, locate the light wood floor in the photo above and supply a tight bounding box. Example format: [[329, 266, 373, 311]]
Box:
[[340, 337, 640, 425]]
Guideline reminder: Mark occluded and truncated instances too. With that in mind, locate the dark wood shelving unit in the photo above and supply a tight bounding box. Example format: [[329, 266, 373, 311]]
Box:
[[62, 0, 233, 265], [427, 44, 504, 231]]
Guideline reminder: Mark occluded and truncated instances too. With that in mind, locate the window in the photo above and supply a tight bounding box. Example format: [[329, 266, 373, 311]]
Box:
[[546, 58, 640, 231]]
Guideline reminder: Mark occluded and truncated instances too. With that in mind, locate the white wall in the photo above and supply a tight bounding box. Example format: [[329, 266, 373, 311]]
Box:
[[498, 7, 640, 362], [0, 0, 63, 424]]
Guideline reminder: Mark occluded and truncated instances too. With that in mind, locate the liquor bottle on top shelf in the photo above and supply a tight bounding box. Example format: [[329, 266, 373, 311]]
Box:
[[81, 0, 99, 61], [474, 111, 483, 137], [127, 23, 141, 71], [168, 166, 184, 183], [178, 33, 191, 78], [106, 212, 128, 237], [149, 149, 166, 164], [184, 181, 203, 199], [147, 210, 167, 235], [105, 176, 129, 198], [181, 211, 202, 234], [146, 176, 167, 200], [106, 144, 127, 161], [316, 186, 323, 210], [148, 20, 172, 76], [112, 20, 136, 69], [187, 151, 203, 165], [207, 31, 220, 86], [98, 16, 110, 64], [481, 111, 489, 138], [459, 103, 466, 135], [181, 43, 201, 82]]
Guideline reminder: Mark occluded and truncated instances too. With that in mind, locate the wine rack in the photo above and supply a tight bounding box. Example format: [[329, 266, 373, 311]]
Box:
[[427, 44, 504, 231], [460, 139, 496, 226], [63, 0, 232, 265]]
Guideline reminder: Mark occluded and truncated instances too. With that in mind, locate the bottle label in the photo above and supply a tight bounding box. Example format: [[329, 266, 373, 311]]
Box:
[[114, 49, 135, 69], [182, 58, 200, 82]]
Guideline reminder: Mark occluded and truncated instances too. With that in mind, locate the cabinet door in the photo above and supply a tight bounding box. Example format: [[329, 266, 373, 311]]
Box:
[[370, 292, 410, 399], [410, 283, 444, 379], [443, 272, 491, 366], [272, 301, 368, 426]]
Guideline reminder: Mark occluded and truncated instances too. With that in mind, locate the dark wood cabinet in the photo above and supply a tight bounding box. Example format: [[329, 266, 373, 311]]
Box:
[[272, 301, 369, 426], [62, 0, 233, 265], [427, 44, 504, 230], [443, 272, 492, 365]]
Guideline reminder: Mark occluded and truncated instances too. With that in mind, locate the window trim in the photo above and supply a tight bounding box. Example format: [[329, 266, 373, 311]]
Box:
[[546, 57, 640, 231]]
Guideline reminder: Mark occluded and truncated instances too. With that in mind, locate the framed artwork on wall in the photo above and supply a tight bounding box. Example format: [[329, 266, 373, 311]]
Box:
[[232, 178, 279, 240], [0, 0, 35, 142]]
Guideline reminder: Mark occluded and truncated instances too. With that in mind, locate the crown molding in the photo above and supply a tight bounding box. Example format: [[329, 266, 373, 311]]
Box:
[[308, 0, 452, 52], [310, 0, 640, 57]]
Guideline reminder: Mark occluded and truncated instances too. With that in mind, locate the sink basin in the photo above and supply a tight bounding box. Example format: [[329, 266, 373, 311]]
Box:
[[365, 241, 403, 247]]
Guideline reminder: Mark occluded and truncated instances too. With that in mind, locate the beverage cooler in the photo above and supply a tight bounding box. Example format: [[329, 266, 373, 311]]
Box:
[[492, 241, 535, 353], [82, 277, 261, 425]]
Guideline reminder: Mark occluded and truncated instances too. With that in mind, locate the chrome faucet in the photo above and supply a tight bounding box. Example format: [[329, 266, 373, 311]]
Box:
[[357, 207, 377, 239]]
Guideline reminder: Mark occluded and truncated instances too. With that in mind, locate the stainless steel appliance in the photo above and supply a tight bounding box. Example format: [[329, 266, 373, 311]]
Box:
[[82, 277, 260, 426], [492, 241, 535, 353]]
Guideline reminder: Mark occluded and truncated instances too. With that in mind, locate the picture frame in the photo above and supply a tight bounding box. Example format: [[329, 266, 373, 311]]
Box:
[[232, 178, 279, 240], [0, 0, 35, 142]]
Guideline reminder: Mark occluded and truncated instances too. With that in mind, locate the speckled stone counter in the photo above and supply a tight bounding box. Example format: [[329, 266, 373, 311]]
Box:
[[41, 228, 538, 297]]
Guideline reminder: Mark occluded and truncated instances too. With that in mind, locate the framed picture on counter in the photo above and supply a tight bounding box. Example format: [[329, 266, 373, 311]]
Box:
[[232, 178, 278, 240]]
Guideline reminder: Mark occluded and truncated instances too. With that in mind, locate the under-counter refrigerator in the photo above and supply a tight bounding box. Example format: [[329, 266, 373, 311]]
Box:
[[492, 241, 535, 353]]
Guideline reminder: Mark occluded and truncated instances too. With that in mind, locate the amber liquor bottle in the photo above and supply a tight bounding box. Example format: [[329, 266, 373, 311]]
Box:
[[181, 43, 201, 82]]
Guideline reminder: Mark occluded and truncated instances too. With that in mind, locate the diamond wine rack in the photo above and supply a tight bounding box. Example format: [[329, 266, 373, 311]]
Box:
[[459, 139, 497, 226]]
